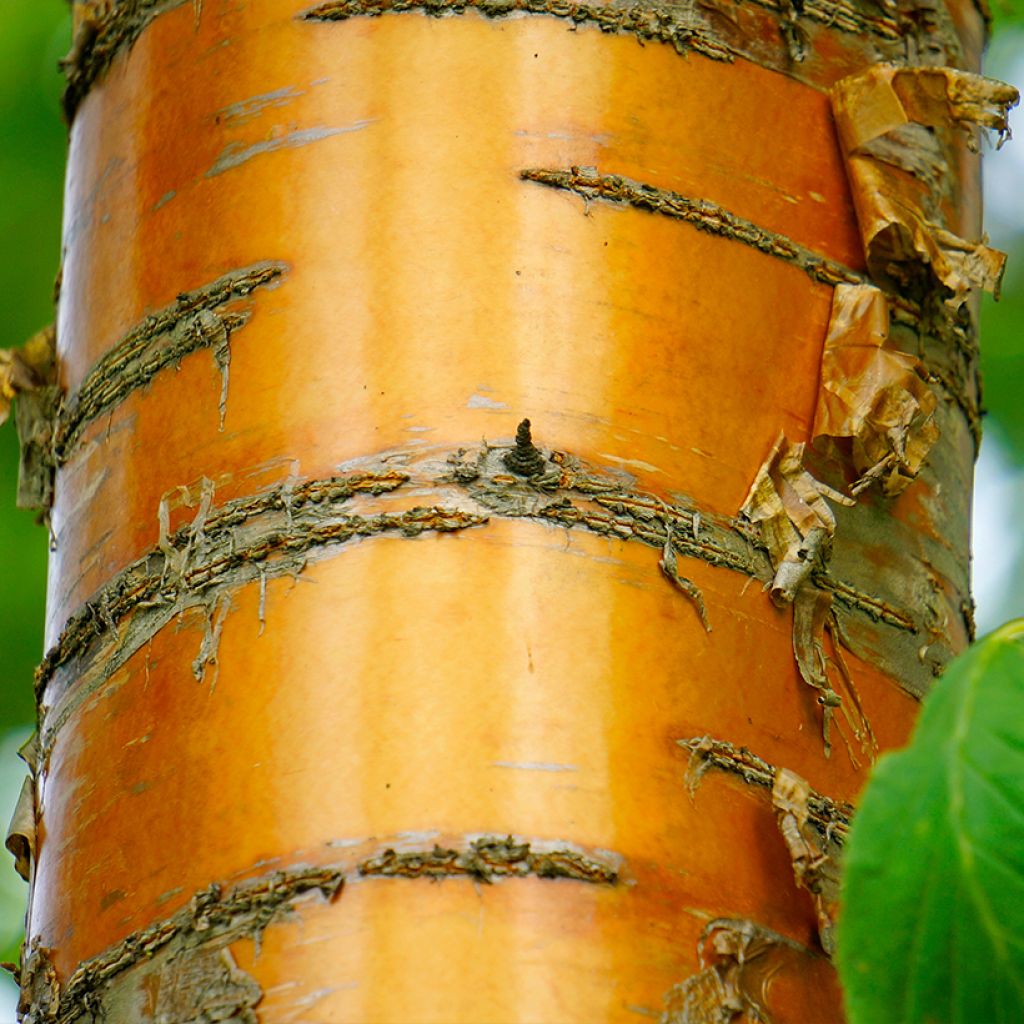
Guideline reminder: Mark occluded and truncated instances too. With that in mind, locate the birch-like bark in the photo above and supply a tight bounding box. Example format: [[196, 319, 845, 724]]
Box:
[[5, 0, 1012, 1020]]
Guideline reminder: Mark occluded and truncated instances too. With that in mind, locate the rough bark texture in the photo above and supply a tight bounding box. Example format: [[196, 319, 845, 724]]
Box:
[[5, 0, 1010, 1020]]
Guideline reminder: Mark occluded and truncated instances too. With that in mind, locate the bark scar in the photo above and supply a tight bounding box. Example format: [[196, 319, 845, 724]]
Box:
[[659, 524, 712, 633], [661, 918, 811, 1024]]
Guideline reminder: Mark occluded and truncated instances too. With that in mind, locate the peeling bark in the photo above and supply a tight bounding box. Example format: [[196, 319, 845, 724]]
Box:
[[831, 64, 1018, 304], [739, 433, 853, 609], [772, 769, 841, 956], [1, 326, 58, 512], [678, 735, 854, 843], [0, 326, 55, 428], [35, 440, 937, 772], [359, 835, 619, 884], [521, 167, 863, 290], [17, 837, 617, 1022], [17, 864, 343, 1024], [813, 283, 939, 496], [304, 0, 737, 62], [4, 778, 35, 883], [661, 919, 811, 1024], [61, 0, 191, 122], [521, 166, 979, 441], [55, 262, 285, 465]]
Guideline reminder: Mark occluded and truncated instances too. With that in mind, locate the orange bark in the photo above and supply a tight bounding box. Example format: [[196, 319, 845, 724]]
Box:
[[13, 0, 997, 1020]]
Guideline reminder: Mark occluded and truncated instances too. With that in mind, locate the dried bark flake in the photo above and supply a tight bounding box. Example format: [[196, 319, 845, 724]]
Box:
[[813, 283, 938, 495], [831, 64, 1018, 304]]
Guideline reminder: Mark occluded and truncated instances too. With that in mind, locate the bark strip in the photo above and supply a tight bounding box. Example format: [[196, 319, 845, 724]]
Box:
[[61, 0, 948, 131], [304, 0, 925, 50], [521, 166, 864, 289], [38, 500, 485, 700], [447, 448, 918, 638], [772, 768, 841, 955], [359, 835, 619, 884], [36, 443, 935, 761], [661, 917, 812, 1024], [54, 261, 286, 465], [682, 737, 847, 957], [678, 735, 854, 843], [18, 836, 617, 1022], [520, 164, 981, 408], [303, 0, 736, 62], [62, 0, 190, 122], [521, 166, 982, 437], [60, 0, 967, 132], [18, 863, 344, 1024]]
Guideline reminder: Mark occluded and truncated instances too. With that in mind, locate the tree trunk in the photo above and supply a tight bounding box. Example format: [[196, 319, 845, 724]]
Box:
[[9, 0, 1003, 1020]]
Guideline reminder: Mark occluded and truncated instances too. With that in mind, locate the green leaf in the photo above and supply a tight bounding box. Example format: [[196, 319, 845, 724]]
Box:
[[837, 621, 1024, 1024], [992, 0, 1024, 26]]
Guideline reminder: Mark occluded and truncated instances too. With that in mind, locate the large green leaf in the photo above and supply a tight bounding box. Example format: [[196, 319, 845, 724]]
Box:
[[837, 621, 1024, 1024]]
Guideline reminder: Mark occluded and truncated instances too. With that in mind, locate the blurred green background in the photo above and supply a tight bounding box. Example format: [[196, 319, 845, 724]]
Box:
[[0, 1, 1022, 1015], [0, 5, 71, 1014]]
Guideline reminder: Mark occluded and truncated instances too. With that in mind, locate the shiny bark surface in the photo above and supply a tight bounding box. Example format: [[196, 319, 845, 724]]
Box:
[[15, 0, 995, 1020]]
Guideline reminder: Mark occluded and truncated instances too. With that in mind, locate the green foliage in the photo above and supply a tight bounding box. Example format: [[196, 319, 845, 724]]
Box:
[[0, 1, 68, 731], [993, 0, 1024, 26], [981, 278, 1024, 466], [0, 728, 31, 967], [837, 621, 1024, 1024], [0, 2, 69, 351]]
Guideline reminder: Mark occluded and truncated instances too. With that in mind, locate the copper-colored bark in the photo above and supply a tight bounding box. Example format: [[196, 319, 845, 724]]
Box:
[[10, 0, 1001, 1020]]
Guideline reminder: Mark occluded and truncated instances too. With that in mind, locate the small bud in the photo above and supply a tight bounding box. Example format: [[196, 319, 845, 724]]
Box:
[[503, 419, 546, 477]]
